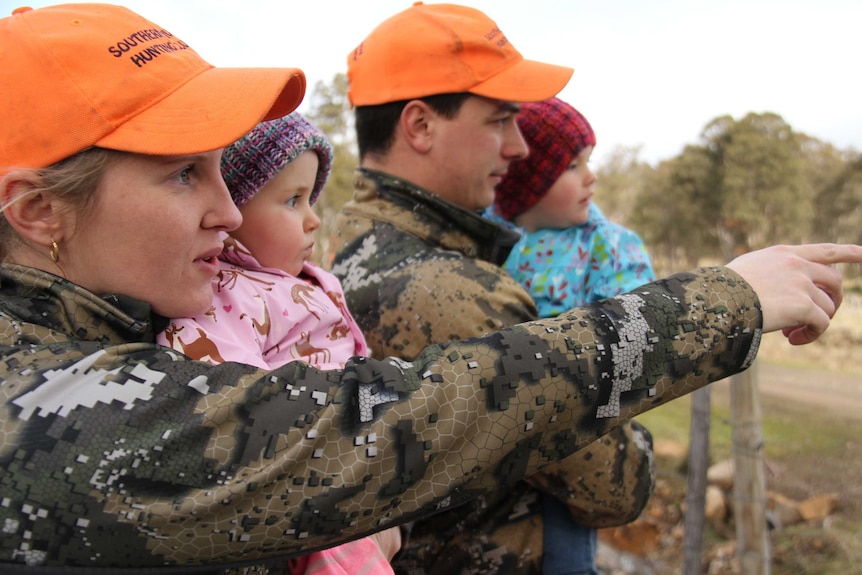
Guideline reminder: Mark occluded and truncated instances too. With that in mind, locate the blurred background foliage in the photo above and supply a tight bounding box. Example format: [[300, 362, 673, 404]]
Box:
[[306, 73, 862, 282]]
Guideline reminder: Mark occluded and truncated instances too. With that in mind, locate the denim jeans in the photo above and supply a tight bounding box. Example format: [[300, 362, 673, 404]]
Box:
[[542, 493, 599, 575]]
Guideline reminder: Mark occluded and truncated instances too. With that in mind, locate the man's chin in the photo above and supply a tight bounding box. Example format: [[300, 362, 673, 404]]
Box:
[[474, 192, 496, 212]]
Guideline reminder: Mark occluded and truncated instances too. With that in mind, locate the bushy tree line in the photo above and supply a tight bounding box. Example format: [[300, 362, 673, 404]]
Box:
[[305, 74, 861, 279], [600, 113, 861, 276]]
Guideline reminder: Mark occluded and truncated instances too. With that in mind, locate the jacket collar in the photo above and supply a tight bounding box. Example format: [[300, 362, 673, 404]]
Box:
[[0, 264, 157, 344], [357, 168, 520, 265]]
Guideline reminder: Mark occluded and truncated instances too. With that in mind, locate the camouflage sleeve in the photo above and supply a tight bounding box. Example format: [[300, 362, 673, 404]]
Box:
[[0, 267, 759, 569], [330, 212, 655, 527], [525, 419, 655, 528]]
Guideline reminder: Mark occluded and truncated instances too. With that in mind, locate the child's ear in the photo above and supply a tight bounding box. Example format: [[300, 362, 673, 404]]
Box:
[[0, 169, 68, 249], [400, 100, 435, 154]]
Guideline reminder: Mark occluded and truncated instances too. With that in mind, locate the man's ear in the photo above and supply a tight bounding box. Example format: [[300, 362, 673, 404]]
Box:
[[400, 100, 436, 154], [0, 169, 67, 248]]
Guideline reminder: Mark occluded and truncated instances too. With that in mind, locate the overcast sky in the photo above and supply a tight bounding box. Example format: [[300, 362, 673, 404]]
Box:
[[16, 0, 862, 165]]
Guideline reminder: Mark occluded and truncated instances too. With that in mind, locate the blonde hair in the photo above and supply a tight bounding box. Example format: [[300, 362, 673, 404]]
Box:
[[0, 147, 120, 259]]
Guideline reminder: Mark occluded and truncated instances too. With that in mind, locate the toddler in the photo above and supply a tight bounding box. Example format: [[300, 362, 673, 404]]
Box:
[[488, 97, 657, 575]]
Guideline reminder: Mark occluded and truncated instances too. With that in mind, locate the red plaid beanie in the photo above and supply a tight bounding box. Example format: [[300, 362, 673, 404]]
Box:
[[494, 98, 596, 220]]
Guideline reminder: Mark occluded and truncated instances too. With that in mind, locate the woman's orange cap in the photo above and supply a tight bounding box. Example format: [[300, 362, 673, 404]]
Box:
[[0, 4, 306, 173]]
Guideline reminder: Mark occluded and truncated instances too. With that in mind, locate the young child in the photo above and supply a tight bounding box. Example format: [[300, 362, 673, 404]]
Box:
[[487, 97, 657, 575], [157, 113, 397, 575], [488, 97, 656, 317]]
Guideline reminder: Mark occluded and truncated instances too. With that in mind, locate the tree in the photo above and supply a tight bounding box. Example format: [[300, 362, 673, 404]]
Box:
[[631, 145, 716, 270], [701, 113, 811, 256], [595, 144, 651, 226], [798, 135, 847, 217], [812, 154, 862, 245], [632, 112, 819, 265]]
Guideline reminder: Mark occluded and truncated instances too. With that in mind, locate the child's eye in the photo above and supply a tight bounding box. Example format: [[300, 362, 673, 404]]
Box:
[[285, 195, 299, 208]]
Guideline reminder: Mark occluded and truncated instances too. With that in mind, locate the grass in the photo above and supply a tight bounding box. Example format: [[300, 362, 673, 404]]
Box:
[[635, 379, 858, 461]]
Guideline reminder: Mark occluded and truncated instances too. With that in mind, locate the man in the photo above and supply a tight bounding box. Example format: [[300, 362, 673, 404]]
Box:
[[329, 4, 654, 574]]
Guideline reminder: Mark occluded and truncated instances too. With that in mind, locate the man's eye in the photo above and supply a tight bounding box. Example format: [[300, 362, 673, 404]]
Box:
[[177, 166, 193, 184]]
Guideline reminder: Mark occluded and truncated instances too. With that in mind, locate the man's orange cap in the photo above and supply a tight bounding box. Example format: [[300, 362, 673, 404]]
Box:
[[0, 4, 306, 173], [347, 2, 573, 107]]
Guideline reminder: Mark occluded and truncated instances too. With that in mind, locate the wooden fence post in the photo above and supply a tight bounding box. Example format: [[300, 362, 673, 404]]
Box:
[[683, 386, 712, 575], [730, 360, 770, 574]]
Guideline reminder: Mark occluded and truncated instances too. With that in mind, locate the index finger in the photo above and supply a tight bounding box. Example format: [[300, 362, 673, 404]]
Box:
[[789, 243, 862, 265]]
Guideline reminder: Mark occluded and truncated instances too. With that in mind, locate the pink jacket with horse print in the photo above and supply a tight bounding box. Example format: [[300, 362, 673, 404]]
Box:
[[158, 240, 368, 371]]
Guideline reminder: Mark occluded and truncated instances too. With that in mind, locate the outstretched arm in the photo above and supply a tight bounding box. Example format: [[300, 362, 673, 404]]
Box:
[[2, 246, 860, 569], [0, 266, 756, 568]]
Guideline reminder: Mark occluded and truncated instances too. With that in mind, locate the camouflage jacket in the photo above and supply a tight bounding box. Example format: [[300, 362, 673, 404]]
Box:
[[1, 216, 759, 575], [326, 169, 756, 575], [326, 170, 650, 574]]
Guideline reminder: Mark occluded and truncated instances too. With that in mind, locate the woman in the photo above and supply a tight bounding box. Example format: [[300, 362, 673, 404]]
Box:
[[0, 3, 858, 572]]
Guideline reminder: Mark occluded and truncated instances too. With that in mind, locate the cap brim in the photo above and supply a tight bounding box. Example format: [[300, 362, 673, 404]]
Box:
[[97, 67, 306, 155], [470, 59, 573, 103]]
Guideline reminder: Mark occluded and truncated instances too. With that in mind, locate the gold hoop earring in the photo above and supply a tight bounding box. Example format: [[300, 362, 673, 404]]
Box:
[[50, 239, 60, 263]]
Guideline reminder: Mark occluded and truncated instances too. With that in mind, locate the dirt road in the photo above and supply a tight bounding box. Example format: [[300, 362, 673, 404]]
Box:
[[749, 361, 862, 421]]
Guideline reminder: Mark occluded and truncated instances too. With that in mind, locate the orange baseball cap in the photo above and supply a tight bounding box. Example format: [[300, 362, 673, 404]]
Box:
[[347, 2, 573, 106], [0, 4, 306, 173]]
